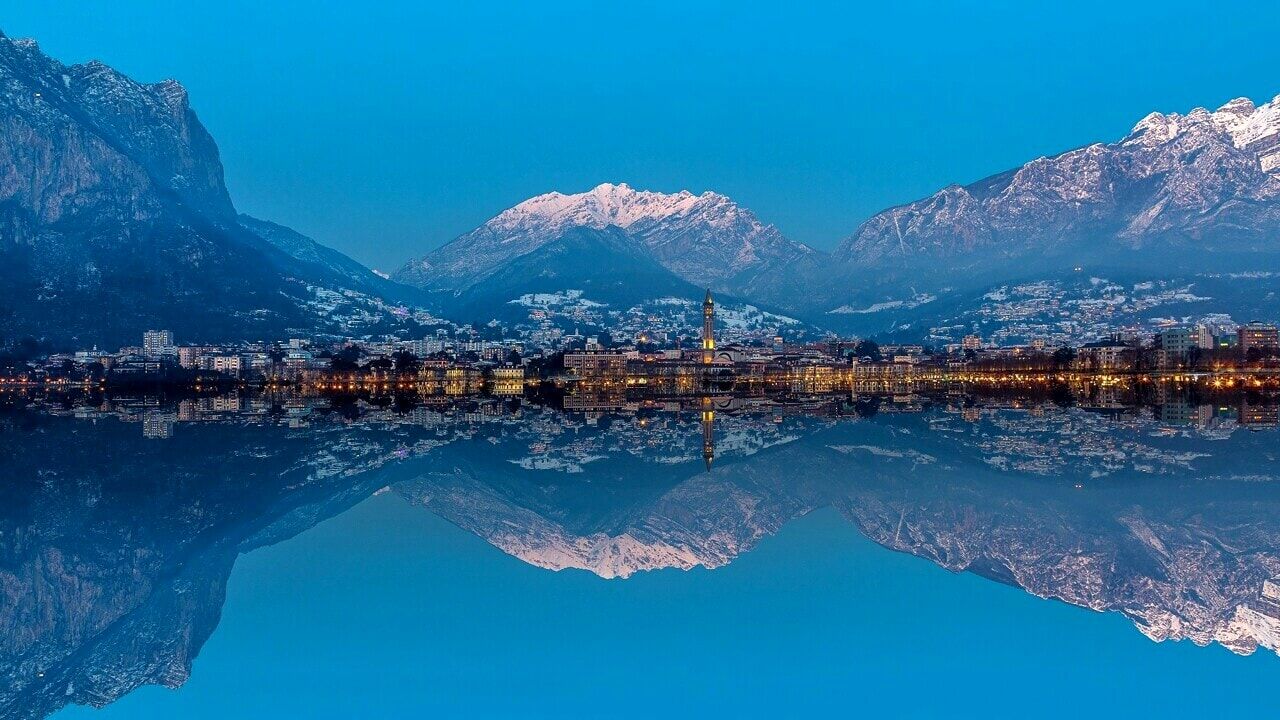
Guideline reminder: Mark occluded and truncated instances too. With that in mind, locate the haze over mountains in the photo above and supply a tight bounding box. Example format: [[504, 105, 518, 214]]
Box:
[[0, 32, 429, 347], [3, 29, 1279, 346], [825, 95, 1280, 335]]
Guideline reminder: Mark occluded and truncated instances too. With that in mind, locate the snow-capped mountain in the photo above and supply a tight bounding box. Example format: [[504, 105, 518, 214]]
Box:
[[394, 182, 818, 306], [816, 94, 1280, 337], [0, 31, 428, 346], [10, 22, 1280, 343], [838, 95, 1280, 264], [399, 98, 1280, 331]]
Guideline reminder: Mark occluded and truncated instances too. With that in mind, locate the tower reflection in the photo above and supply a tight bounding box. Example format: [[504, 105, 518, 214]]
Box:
[[701, 395, 715, 471]]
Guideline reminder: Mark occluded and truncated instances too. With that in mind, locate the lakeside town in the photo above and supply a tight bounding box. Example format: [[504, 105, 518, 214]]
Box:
[[8, 369, 1278, 449], [2, 293, 1279, 396]]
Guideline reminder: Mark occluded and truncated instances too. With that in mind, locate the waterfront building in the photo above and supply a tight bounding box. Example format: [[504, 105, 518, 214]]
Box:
[[1239, 322, 1280, 356], [142, 330, 175, 359], [209, 354, 243, 376], [1193, 325, 1216, 350], [488, 364, 526, 396], [74, 349, 112, 365], [565, 350, 627, 378], [1240, 400, 1279, 427], [110, 355, 162, 376], [177, 346, 202, 369], [444, 366, 483, 395], [1075, 338, 1133, 371], [1156, 328, 1196, 354], [1155, 328, 1197, 369], [880, 344, 925, 357]]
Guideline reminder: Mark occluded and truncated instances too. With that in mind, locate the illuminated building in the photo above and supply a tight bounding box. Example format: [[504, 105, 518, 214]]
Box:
[[565, 351, 627, 377], [1193, 325, 1216, 350], [1239, 322, 1279, 356], [1240, 401, 1279, 427], [488, 364, 525, 396], [209, 354, 243, 375], [142, 330, 175, 359], [1155, 328, 1196, 369], [444, 366, 483, 395], [177, 346, 202, 368], [1075, 338, 1133, 371], [702, 289, 716, 365]]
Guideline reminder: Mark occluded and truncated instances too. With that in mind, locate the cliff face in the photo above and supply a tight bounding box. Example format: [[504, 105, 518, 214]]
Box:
[[0, 32, 294, 346], [0, 32, 428, 347], [0, 36, 232, 227]]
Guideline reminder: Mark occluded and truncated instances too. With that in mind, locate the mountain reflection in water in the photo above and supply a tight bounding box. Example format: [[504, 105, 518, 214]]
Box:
[[2, 380, 1278, 719]]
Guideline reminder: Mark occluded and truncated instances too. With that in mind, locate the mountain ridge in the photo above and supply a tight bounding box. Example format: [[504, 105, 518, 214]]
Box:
[[393, 182, 819, 305], [812, 93, 1280, 337], [836, 94, 1280, 265], [5, 25, 1280, 344], [0, 31, 431, 347]]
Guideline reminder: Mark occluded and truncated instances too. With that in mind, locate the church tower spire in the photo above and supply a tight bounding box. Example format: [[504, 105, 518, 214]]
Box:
[[701, 289, 715, 365]]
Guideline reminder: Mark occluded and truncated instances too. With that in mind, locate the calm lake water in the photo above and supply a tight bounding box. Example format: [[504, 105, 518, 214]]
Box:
[[4, 385, 1278, 719]]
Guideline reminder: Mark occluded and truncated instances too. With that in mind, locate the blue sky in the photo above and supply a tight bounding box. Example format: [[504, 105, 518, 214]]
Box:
[[6, 1, 1280, 269]]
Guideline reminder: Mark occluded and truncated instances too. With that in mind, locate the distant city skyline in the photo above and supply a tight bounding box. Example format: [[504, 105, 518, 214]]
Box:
[[7, 1, 1280, 269]]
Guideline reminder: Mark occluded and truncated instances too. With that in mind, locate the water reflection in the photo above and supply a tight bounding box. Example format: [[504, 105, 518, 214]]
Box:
[[2, 380, 1278, 718]]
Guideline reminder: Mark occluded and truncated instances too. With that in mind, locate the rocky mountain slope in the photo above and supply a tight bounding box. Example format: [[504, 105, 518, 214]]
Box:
[[0, 32, 426, 347], [394, 182, 820, 314], [839, 95, 1280, 266], [236, 214, 425, 305], [819, 95, 1280, 337], [397, 96, 1280, 333], [427, 224, 704, 321], [7, 23, 1279, 344]]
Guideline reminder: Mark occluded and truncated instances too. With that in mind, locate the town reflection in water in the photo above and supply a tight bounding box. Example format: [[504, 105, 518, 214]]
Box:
[[2, 377, 1279, 719]]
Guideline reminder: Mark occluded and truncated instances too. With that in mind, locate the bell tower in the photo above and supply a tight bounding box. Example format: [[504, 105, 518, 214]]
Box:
[[701, 289, 715, 365]]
